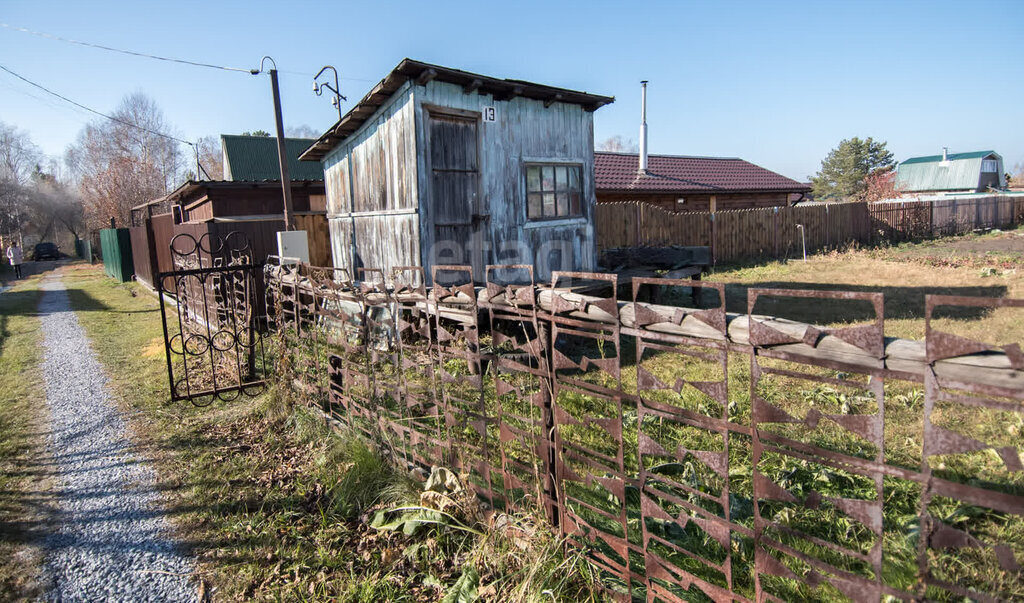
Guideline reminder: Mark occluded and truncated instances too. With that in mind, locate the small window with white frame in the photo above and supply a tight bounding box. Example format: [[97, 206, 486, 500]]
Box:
[[526, 164, 583, 220], [981, 159, 999, 173]]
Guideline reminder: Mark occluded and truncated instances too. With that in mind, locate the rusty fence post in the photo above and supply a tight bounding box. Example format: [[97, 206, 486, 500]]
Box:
[[536, 317, 559, 528]]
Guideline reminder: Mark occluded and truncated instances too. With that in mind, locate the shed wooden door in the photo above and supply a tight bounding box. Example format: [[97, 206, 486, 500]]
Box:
[[429, 113, 484, 281]]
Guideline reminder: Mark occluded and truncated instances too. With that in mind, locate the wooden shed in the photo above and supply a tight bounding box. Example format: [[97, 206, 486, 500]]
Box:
[[300, 59, 614, 282]]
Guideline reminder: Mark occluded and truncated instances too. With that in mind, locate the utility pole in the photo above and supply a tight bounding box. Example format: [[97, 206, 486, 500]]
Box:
[[266, 62, 294, 231]]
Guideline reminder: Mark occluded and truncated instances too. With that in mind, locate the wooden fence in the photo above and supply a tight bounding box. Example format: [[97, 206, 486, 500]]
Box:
[[596, 195, 1024, 264]]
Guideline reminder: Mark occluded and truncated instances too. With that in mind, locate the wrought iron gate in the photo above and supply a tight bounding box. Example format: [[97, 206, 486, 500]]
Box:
[[156, 231, 268, 405]]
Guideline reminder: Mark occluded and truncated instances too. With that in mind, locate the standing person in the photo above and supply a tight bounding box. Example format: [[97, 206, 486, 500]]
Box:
[[6, 241, 23, 279]]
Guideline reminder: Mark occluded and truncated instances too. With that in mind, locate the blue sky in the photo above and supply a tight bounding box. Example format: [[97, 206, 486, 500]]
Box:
[[1, 0, 1022, 181]]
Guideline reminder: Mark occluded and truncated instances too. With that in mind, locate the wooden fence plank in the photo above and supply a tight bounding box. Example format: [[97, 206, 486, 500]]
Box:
[[596, 196, 1021, 265]]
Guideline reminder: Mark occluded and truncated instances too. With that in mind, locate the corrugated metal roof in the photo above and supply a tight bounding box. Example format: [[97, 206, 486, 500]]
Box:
[[901, 150, 994, 165], [595, 152, 810, 194], [896, 151, 1003, 192], [222, 135, 324, 181]]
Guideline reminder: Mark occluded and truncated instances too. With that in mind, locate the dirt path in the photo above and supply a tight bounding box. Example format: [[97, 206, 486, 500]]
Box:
[[36, 273, 197, 601]]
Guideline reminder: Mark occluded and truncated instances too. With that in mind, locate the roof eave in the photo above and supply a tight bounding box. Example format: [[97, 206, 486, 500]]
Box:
[[300, 58, 614, 162], [597, 186, 812, 195]]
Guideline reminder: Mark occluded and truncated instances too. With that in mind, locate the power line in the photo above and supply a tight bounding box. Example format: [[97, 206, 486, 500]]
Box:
[[0, 22, 378, 82], [0, 63, 196, 148], [0, 22, 256, 74]]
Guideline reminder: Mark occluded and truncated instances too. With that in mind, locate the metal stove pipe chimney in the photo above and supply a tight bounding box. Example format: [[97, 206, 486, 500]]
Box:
[[639, 80, 649, 174]]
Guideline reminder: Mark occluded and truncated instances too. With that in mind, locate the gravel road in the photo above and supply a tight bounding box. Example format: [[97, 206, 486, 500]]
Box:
[[37, 275, 196, 601]]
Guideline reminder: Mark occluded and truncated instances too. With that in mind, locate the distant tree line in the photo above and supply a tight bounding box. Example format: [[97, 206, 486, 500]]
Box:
[[1, 93, 323, 246], [0, 122, 82, 248]]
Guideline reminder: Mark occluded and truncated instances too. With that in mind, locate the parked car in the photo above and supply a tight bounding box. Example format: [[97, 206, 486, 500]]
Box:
[[33, 242, 60, 261]]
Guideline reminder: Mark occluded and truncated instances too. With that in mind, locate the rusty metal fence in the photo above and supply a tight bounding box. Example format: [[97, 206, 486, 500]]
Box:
[[264, 260, 1024, 602]]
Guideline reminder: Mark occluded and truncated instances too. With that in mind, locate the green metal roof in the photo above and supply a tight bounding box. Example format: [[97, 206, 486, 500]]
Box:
[[896, 151, 1004, 192], [221, 135, 324, 181], [900, 150, 996, 165]]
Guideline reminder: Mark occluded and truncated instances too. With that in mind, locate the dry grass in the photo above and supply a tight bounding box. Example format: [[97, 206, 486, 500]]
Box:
[[709, 231, 1024, 342]]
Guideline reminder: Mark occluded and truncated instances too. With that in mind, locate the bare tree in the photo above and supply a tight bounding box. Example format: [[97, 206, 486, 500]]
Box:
[[597, 135, 639, 153], [65, 92, 184, 228], [1010, 162, 1024, 189], [195, 135, 224, 180], [0, 124, 84, 248], [0, 122, 42, 243], [0, 122, 42, 184], [0, 179, 28, 243], [26, 169, 84, 242], [861, 167, 897, 202]]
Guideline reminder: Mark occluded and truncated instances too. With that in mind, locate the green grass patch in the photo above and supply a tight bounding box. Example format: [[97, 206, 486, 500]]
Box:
[[0, 271, 49, 599]]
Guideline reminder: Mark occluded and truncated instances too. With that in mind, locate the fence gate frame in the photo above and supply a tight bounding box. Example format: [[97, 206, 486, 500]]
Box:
[[156, 231, 268, 406]]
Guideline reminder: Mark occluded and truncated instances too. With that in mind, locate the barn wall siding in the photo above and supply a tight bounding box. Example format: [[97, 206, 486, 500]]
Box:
[[327, 217, 353, 276], [322, 85, 418, 273], [415, 81, 597, 282], [352, 214, 420, 274], [322, 78, 599, 281]]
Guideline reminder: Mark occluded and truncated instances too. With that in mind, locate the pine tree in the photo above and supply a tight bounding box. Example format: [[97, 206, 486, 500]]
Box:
[[811, 137, 894, 201]]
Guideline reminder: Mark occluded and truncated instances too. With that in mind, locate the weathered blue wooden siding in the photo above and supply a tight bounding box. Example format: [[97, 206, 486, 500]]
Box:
[[322, 83, 419, 276], [414, 81, 596, 282], [322, 78, 597, 282]]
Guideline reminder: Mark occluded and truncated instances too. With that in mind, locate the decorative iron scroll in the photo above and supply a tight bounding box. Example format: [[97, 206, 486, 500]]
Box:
[[263, 264, 1024, 602], [158, 232, 267, 406]]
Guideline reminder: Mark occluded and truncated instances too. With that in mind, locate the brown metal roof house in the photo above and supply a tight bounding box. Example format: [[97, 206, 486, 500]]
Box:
[[131, 136, 327, 226], [128, 136, 332, 287], [595, 152, 810, 212], [300, 58, 614, 282]]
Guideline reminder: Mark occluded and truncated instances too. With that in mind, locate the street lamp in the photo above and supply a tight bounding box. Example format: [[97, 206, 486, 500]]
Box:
[[252, 55, 294, 231], [313, 65, 345, 122]]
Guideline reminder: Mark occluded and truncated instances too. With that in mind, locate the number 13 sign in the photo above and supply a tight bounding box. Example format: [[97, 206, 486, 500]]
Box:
[[482, 106, 496, 122]]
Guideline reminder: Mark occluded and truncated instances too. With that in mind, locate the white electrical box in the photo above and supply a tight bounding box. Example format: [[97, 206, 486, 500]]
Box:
[[276, 230, 309, 264]]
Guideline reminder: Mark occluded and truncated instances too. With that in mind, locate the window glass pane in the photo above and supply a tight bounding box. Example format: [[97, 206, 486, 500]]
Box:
[[542, 166, 555, 191], [528, 193, 542, 218], [556, 192, 569, 216], [569, 167, 580, 191], [526, 164, 584, 220], [527, 166, 541, 193], [570, 192, 581, 216], [555, 166, 568, 192]]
